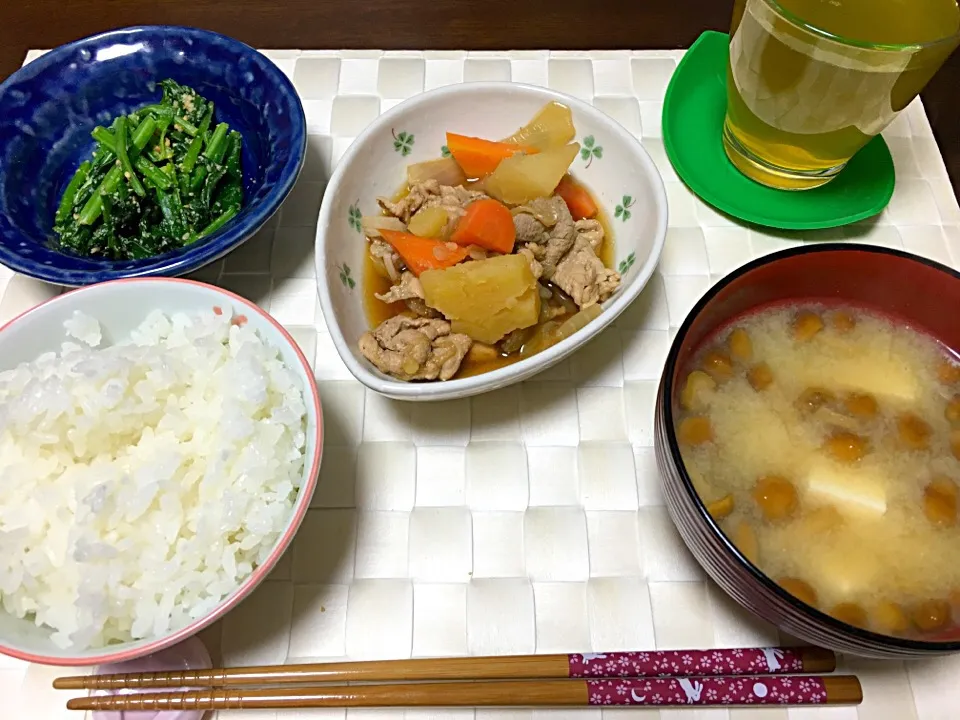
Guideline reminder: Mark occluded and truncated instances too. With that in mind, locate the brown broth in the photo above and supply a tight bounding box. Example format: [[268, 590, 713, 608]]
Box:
[[362, 181, 615, 379], [362, 251, 407, 328]]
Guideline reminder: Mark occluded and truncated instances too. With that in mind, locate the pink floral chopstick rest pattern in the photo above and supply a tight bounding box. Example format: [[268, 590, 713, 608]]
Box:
[[586, 676, 828, 706], [568, 647, 805, 678]]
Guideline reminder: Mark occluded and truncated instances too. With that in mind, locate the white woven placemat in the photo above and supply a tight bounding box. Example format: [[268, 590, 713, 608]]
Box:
[[5, 48, 960, 720]]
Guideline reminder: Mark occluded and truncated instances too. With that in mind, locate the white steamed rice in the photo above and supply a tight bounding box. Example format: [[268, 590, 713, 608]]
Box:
[[0, 307, 307, 649]]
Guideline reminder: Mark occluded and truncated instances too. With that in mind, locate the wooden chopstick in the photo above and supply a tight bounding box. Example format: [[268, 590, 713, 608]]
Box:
[[66, 676, 863, 712], [53, 646, 835, 690]]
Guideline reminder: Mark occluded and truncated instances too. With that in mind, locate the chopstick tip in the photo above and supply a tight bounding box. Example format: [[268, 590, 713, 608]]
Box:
[[65, 697, 90, 710], [52, 677, 84, 690]]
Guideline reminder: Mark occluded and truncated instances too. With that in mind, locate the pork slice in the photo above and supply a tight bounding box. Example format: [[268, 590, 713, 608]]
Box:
[[552, 235, 621, 309], [358, 315, 472, 381], [514, 213, 547, 245], [377, 180, 441, 222], [512, 196, 575, 280], [374, 271, 424, 304], [574, 218, 604, 253]]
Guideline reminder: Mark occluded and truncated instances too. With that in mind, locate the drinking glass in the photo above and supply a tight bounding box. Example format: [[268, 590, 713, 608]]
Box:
[[724, 0, 960, 190]]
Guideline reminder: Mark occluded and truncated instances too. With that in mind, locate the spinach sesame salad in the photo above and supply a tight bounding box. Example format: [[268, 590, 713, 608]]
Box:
[[53, 79, 244, 261]]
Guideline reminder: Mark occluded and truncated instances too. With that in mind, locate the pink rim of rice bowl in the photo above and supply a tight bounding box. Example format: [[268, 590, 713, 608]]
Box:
[[0, 277, 323, 666]]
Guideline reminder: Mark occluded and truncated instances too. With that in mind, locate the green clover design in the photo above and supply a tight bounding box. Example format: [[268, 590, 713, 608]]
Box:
[[618, 251, 636, 275], [441, 145, 451, 158], [348, 202, 362, 233], [614, 195, 635, 222], [580, 135, 603, 168], [393, 129, 415, 156], [338, 263, 356, 290]]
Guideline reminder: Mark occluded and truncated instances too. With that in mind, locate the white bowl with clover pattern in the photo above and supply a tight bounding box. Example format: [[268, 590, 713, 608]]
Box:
[[315, 82, 668, 401]]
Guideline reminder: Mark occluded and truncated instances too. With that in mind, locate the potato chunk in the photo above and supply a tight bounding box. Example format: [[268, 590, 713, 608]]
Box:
[[408, 206, 450, 238], [421, 254, 540, 344], [501, 101, 576, 151], [485, 143, 580, 205], [451, 286, 540, 344]]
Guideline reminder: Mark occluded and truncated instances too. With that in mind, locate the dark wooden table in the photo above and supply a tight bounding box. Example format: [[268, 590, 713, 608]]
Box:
[[3, 0, 960, 198]]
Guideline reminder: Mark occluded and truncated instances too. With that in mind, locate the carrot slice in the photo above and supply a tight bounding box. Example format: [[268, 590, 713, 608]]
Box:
[[379, 229, 470, 276], [555, 175, 598, 220], [450, 198, 516, 254], [446, 133, 537, 178]]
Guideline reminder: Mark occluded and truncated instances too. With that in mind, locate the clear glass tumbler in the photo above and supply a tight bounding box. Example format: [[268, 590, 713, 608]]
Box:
[[723, 0, 960, 190]]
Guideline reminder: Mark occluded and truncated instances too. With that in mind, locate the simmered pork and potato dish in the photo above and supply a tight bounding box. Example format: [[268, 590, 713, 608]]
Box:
[[357, 102, 622, 382], [676, 304, 960, 640]]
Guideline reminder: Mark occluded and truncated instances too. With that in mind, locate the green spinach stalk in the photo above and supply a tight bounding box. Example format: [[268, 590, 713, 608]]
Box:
[[53, 79, 244, 261]]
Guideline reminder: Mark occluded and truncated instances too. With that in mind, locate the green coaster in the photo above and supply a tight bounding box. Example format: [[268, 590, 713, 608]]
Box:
[[662, 31, 896, 230]]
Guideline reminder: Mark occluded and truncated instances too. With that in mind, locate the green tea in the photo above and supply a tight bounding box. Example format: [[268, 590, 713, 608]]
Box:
[[775, 0, 959, 45], [725, 0, 960, 189]]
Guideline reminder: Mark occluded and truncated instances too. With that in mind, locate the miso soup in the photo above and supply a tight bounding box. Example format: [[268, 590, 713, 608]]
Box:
[[675, 304, 960, 639]]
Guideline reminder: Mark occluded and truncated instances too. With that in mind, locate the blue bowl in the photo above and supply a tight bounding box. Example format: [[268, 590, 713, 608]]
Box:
[[0, 26, 306, 285]]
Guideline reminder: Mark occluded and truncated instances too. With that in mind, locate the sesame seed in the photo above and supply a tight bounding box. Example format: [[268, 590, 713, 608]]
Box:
[[124, 172, 131, 179]]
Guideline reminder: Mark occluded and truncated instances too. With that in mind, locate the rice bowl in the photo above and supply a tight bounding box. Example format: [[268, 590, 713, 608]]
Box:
[[0, 278, 322, 665]]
